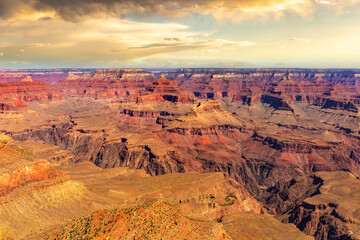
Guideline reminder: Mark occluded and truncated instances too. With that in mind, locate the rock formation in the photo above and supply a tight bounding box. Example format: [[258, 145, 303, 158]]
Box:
[[54, 69, 156, 98], [0, 68, 359, 240], [0, 161, 66, 197], [0, 69, 92, 84], [48, 200, 231, 240], [160, 69, 360, 97], [261, 171, 360, 240], [134, 76, 196, 103], [0, 76, 61, 112], [0, 134, 68, 199]]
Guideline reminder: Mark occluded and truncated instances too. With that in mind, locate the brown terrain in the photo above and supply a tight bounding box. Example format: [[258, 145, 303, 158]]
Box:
[[0, 68, 359, 239], [48, 200, 231, 240], [261, 171, 360, 240], [0, 76, 61, 112], [54, 69, 156, 98]]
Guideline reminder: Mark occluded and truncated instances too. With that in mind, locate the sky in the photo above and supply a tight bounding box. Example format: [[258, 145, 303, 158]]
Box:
[[0, 0, 359, 69]]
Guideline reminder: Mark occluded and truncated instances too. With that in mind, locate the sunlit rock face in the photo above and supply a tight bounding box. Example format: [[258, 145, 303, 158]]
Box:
[[134, 76, 196, 103], [54, 69, 156, 98], [0, 68, 359, 240], [0, 69, 93, 84], [261, 171, 360, 240], [160, 69, 360, 101], [0, 76, 62, 112], [48, 200, 232, 240]]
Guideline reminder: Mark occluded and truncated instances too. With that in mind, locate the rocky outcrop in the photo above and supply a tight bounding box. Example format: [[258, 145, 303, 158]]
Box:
[[48, 200, 231, 240], [258, 75, 359, 115], [261, 174, 323, 214], [160, 69, 360, 94], [0, 69, 93, 84], [167, 100, 246, 127], [0, 77, 61, 112], [54, 69, 156, 98], [134, 76, 196, 103], [8, 125, 181, 176], [0, 161, 66, 197], [0, 76, 62, 101], [321, 98, 358, 113], [0, 133, 70, 212], [159, 70, 360, 116], [261, 94, 295, 112], [261, 172, 360, 240], [286, 202, 355, 240], [231, 87, 262, 105]]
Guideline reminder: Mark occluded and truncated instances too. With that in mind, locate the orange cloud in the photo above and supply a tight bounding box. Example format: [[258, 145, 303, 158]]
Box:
[[1, 0, 356, 21]]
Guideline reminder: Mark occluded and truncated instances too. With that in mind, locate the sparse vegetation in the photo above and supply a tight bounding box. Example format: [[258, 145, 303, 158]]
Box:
[[220, 195, 237, 207]]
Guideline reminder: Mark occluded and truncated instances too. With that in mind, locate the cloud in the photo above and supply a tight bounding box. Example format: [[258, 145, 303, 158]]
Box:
[[0, 16, 253, 66], [133, 38, 255, 50], [0, 0, 359, 68], [1, 0, 358, 24], [315, 0, 337, 5], [289, 38, 310, 42], [200, 49, 219, 54], [25, 43, 48, 48], [0, 0, 347, 21], [136, 55, 256, 68]]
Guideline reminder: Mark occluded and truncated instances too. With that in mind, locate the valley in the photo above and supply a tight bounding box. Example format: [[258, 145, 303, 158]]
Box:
[[0, 68, 359, 239]]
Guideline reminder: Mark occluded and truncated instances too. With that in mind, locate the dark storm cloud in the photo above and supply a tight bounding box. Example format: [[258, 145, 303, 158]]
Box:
[[0, 0, 310, 20]]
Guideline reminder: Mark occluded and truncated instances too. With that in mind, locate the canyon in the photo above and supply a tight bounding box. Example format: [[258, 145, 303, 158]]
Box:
[[0, 68, 359, 239]]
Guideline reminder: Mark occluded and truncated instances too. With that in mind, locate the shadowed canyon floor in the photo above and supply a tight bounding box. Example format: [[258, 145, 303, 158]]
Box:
[[0, 68, 359, 239]]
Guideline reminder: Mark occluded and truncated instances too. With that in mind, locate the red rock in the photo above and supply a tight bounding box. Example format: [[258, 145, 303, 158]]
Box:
[[134, 76, 196, 103], [0, 161, 66, 197], [0, 76, 62, 111], [231, 86, 262, 105], [54, 69, 156, 98], [160, 69, 360, 101], [49, 200, 231, 240], [261, 75, 359, 112], [0, 69, 92, 84]]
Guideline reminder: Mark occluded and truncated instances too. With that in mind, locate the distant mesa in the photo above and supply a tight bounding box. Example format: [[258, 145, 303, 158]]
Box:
[[231, 86, 262, 105], [135, 76, 196, 103], [54, 68, 156, 98], [0, 76, 61, 112], [260, 74, 359, 113], [20, 76, 36, 82]]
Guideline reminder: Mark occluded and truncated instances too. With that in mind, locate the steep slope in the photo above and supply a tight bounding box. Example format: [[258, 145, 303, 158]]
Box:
[[160, 69, 360, 98], [262, 75, 359, 113], [261, 171, 360, 240], [0, 134, 82, 239], [48, 200, 231, 240], [0, 160, 264, 239], [135, 76, 196, 103], [59, 162, 264, 221], [171, 100, 245, 127]]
